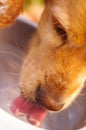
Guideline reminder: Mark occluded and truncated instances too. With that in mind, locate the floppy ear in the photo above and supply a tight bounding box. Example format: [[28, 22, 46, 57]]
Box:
[[0, 0, 24, 28]]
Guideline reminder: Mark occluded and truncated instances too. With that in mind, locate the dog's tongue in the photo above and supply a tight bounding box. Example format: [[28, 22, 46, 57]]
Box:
[[10, 96, 47, 127]]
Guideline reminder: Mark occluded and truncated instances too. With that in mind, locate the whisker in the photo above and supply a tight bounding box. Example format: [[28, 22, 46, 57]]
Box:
[[14, 34, 25, 57], [0, 51, 23, 60], [78, 93, 86, 96], [14, 33, 28, 56], [0, 72, 20, 76], [8, 83, 20, 88], [13, 63, 22, 69]]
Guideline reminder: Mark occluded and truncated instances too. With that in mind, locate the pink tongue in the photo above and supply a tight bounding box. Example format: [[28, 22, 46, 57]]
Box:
[[10, 95, 47, 127]]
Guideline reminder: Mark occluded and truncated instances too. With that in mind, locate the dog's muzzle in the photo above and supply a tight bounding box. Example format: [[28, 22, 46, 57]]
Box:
[[35, 85, 64, 111]]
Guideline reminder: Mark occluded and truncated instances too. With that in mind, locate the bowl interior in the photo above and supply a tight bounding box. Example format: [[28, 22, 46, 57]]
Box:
[[0, 18, 36, 122]]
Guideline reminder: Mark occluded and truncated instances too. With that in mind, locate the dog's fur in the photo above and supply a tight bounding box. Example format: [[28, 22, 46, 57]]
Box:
[[2, 0, 86, 111], [20, 0, 86, 111], [0, 0, 24, 28]]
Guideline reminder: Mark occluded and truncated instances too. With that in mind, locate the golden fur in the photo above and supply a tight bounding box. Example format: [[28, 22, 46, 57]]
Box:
[[1, 0, 86, 111], [0, 0, 24, 28]]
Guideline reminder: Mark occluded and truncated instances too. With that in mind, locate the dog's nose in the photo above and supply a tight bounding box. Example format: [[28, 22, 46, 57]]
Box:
[[35, 86, 64, 111]]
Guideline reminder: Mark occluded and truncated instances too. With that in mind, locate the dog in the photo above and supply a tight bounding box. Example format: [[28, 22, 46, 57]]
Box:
[[20, 0, 86, 111], [1, 0, 86, 112]]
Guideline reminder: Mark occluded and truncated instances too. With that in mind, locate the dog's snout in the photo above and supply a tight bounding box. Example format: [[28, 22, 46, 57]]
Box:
[[35, 86, 64, 111]]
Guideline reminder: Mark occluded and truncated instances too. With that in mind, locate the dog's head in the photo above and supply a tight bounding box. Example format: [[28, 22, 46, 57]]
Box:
[[20, 0, 86, 111]]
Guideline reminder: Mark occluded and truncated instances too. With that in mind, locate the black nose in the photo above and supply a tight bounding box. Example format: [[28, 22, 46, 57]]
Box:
[[35, 85, 46, 104], [35, 86, 64, 111]]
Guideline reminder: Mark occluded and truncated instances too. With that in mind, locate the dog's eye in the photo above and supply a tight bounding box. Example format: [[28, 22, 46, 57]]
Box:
[[54, 24, 67, 43], [53, 18, 67, 44]]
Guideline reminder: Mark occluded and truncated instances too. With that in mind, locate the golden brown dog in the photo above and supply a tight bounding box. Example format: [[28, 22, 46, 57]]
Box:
[[1, 0, 86, 111]]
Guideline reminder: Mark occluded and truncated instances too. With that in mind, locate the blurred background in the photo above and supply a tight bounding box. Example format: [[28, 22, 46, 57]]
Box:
[[22, 0, 44, 23]]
